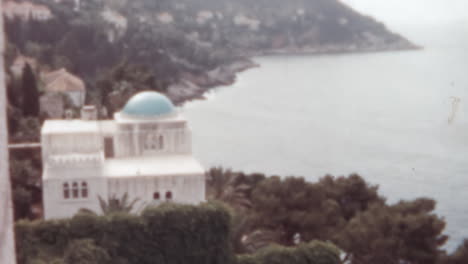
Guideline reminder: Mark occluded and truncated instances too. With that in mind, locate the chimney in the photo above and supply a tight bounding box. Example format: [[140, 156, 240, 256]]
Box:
[[80, 105, 97, 120]]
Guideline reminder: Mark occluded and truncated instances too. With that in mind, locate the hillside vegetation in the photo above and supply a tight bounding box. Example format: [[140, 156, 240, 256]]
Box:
[[5, 0, 417, 107], [15, 203, 341, 264]]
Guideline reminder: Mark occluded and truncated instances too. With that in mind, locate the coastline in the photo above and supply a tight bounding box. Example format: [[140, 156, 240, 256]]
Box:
[[167, 58, 260, 105], [256, 43, 422, 57], [169, 42, 421, 106]]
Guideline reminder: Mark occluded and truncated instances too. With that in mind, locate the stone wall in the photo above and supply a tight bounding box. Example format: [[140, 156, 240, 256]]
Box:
[[0, 4, 17, 262]]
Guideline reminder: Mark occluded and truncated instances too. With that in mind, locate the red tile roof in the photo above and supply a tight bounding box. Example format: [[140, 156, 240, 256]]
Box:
[[42, 68, 86, 92]]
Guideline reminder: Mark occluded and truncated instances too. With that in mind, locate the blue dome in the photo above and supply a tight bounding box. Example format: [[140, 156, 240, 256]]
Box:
[[122, 91, 174, 117]]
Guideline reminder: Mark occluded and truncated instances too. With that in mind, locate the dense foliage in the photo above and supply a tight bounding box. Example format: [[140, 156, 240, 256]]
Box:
[[7, 69, 42, 220], [4, 0, 416, 112], [15, 203, 234, 264], [237, 241, 340, 264], [440, 240, 468, 264], [15, 202, 341, 264], [206, 168, 465, 264]]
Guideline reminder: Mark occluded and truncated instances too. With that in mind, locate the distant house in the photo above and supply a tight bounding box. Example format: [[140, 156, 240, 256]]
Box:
[[2, 1, 52, 21], [74, 0, 80, 12], [10, 55, 37, 79], [101, 8, 128, 42], [41, 68, 86, 108], [30, 4, 52, 20], [174, 3, 185, 10], [157, 12, 174, 24], [101, 9, 127, 30], [196, 10, 214, 25], [49, 0, 79, 11], [233, 14, 260, 31]]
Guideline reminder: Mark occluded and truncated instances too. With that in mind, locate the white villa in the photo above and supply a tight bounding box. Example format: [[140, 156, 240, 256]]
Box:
[[41, 91, 206, 219]]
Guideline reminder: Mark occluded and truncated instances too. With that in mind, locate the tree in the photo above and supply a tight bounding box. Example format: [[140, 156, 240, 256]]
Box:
[[96, 61, 169, 115], [21, 63, 39, 117], [440, 240, 468, 264], [237, 241, 341, 264], [206, 167, 252, 210], [318, 174, 385, 221], [248, 174, 449, 263], [220, 173, 385, 253], [9, 116, 41, 143], [10, 158, 41, 220], [250, 176, 335, 245], [336, 199, 447, 264], [206, 168, 270, 254], [12, 187, 32, 220]]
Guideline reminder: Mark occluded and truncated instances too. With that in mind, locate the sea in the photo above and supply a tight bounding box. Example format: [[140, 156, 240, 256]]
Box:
[[182, 21, 468, 251]]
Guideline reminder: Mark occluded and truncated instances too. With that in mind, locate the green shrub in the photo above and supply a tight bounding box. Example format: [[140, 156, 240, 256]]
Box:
[[16, 202, 232, 264], [16, 202, 340, 264], [237, 241, 341, 264], [63, 239, 110, 264]]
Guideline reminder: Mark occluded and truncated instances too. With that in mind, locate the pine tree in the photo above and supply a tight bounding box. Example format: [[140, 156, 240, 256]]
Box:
[[21, 63, 39, 117]]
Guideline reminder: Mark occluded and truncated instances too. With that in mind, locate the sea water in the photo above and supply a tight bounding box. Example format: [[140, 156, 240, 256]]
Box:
[[183, 22, 468, 251]]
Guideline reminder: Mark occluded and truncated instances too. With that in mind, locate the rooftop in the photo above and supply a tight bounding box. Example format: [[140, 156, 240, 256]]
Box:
[[42, 68, 85, 92], [102, 155, 205, 178], [42, 120, 99, 134]]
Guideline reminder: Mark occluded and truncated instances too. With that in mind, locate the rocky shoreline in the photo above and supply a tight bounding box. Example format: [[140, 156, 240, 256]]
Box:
[[169, 41, 421, 106], [167, 59, 260, 105], [257, 41, 422, 57]]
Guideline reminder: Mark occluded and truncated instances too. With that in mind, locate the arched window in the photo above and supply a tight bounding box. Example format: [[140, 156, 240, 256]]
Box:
[[165, 191, 172, 201], [144, 134, 151, 149], [153, 192, 160, 200], [159, 135, 164, 149], [72, 182, 79, 198], [81, 182, 88, 198], [180, 131, 185, 144], [63, 183, 70, 199], [144, 133, 159, 150], [150, 134, 157, 149]]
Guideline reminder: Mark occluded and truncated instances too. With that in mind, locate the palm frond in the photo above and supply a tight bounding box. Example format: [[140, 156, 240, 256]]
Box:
[[98, 193, 140, 214]]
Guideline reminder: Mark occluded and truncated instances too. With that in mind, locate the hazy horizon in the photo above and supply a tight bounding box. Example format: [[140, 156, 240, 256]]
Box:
[[341, 0, 468, 26]]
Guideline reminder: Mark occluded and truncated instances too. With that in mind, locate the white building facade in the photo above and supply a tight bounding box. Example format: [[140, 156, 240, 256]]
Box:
[[41, 91, 205, 219]]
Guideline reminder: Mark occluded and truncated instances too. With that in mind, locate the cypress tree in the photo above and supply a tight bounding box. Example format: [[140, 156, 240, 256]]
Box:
[[21, 63, 39, 117]]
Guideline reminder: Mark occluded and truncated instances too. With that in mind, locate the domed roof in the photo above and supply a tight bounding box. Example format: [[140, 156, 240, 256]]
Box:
[[121, 91, 174, 117]]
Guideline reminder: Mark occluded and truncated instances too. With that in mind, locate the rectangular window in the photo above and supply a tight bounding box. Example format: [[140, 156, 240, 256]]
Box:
[[72, 182, 79, 198], [165, 191, 172, 200], [63, 183, 70, 199], [104, 137, 114, 158], [153, 192, 160, 200], [81, 182, 88, 198]]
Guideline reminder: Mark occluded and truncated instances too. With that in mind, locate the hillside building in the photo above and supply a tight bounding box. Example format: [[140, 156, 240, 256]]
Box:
[[41, 68, 86, 108], [2, 1, 52, 21], [101, 8, 127, 42]]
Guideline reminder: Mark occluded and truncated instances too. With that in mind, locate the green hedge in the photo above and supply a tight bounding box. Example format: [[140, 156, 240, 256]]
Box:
[[16, 202, 232, 264], [16, 202, 341, 264], [237, 242, 341, 264]]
